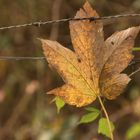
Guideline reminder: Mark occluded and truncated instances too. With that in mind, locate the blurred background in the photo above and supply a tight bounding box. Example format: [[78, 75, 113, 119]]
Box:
[[0, 0, 140, 140]]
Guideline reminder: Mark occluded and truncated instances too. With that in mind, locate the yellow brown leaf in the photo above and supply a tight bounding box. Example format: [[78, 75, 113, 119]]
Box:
[[40, 1, 140, 107], [70, 2, 104, 92], [40, 39, 96, 107], [100, 27, 140, 99]]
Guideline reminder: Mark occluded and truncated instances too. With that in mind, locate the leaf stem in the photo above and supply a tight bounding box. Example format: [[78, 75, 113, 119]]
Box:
[[98, 96, 114, 140]]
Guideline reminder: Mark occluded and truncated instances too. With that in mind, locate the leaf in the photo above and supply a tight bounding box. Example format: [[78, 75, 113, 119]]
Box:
[[125, 122, 140, 140], [79, 106, 100, 124], [79, 112, 100, 124], [55, 96, 65, 113], [100, 27, 140, 99], [85, 107, 100, 112], [98, 118, 115, 138], [40, 1, 140, 107]]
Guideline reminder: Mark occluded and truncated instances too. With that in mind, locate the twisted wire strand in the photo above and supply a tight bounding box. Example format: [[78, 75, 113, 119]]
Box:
[[0, 56, 46, 60], [0, 14, 140, 30]]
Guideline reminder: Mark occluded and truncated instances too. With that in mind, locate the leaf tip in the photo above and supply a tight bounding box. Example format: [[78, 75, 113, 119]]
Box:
[[37, 38, 46, 45], [37, 38, 47, 50], [46, 91, 53, 95], [83, 0, 91, 8]]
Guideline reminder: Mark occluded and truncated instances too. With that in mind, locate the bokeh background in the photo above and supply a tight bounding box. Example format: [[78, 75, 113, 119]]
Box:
[[0, 0, 140, 140]]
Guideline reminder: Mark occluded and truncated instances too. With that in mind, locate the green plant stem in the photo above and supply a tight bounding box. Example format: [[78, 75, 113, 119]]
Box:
[[98, 96, 114, 140], [132, 47, 140, 51]]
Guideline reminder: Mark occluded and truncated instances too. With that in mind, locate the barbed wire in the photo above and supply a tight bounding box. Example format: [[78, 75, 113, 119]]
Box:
[[0, 14, 140, 30], [0, 13, 140, 63]]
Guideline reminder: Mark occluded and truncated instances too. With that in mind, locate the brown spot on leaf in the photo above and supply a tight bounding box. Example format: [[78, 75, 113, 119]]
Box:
[[111, 41, 114, 45], [77, 57, 81, 63], [90, 76, 93, 81]]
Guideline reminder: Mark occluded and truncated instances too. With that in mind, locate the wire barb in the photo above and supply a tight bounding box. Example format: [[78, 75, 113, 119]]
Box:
[[0, 14, 140, 30]]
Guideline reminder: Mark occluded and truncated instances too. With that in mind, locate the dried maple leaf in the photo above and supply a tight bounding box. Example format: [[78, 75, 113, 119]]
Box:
[[40, 2, 140, 107]]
